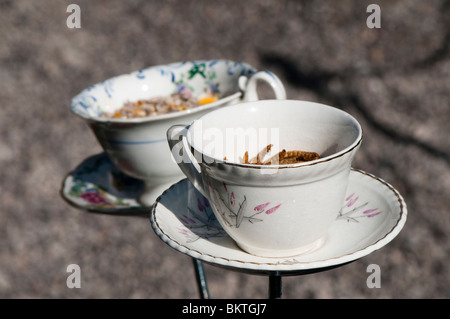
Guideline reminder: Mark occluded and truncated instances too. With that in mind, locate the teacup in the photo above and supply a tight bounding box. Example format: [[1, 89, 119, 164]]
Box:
[[167, 100, 363, 257], [71, 60, 286, 206]]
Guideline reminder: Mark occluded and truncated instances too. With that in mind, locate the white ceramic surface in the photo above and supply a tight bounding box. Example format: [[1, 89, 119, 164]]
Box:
[[151, 169, 407, 272], [167, 100, 362, 257], [70, 60, 286, 206]]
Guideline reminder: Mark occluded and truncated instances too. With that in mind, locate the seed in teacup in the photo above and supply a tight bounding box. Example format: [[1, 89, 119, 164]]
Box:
[[278, 150, 320, 164], [102, 91, 218, 119], [243, 151, 249, 164], [242, 145, 320, 165]]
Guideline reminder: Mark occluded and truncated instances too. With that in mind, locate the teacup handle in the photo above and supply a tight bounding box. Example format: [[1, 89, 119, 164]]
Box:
[[240, 71, 286, 102], [167, 124, 207, 197]]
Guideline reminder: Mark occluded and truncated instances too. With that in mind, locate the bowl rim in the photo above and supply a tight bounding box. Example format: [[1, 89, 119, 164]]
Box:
[[70, 59, 257, 124], [187, 99, 364, 170]]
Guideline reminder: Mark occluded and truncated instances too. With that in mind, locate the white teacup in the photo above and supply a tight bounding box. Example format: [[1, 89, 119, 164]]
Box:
[[167, 100, 363, 257], [71, 60, 286, 206]]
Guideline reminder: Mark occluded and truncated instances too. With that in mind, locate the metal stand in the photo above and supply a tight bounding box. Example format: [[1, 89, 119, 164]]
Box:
[[191, 261, 353, 299], [269, 273, 283, 299], [192, 260, 285, 299], [192, 258, 210, 299]]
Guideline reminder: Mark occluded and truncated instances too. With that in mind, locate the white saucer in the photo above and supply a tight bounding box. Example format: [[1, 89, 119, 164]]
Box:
[[151, 169, 407, 273], [60, 153, 177, 215]]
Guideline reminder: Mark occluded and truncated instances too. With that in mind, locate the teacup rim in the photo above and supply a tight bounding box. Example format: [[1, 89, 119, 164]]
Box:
[[188, 99, 363, 169], [70, 59, 256, 124], [214, 136, 362, 169]]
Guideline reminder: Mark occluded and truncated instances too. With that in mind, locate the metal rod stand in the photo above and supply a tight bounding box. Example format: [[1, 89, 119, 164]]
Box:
[[269, 273, 282, 299], [192, 258, 210, 299]]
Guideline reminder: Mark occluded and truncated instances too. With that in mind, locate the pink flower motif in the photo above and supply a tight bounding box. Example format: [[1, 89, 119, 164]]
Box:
[[345, 193, 355, 201], [197, 198, 205, 212], [177, 227, 190, 237], [254, 202, 271, 212], [229, 192, 236, 206], [176, 84, 192, 99], [339, 193, 383, 221], [203, 197, 210, 208], [363, 208, 377, 215], [265, 204, 282, 215], [180, 214, 196, 225], [367, 211, 382, 218], [81, 191, 108, 205], [346, 195, 359, 207]]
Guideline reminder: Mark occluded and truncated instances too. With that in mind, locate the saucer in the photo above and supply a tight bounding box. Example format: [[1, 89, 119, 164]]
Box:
[[61, 153, 176, 215], [151, 169, 407, 274]]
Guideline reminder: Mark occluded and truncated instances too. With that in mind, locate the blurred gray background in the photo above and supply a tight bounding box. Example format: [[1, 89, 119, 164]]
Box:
[[0, 0, 449, 298]]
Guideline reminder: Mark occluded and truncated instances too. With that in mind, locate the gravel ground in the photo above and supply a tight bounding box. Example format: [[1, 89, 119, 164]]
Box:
[[0, 0, 449, 299]]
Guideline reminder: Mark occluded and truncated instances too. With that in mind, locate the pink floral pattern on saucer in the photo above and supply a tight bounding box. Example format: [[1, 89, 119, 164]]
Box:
[[61, 153, 147, 214], [68, 177, 132, 209], [337, 192, 383, 222], [175, 194, 227, 243], [207, 182, 282, 228], [151, 169, 408, 272]]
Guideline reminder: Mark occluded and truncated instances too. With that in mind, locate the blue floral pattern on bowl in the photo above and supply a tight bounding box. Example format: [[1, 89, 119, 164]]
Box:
[[71, 60, 257, 120]]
